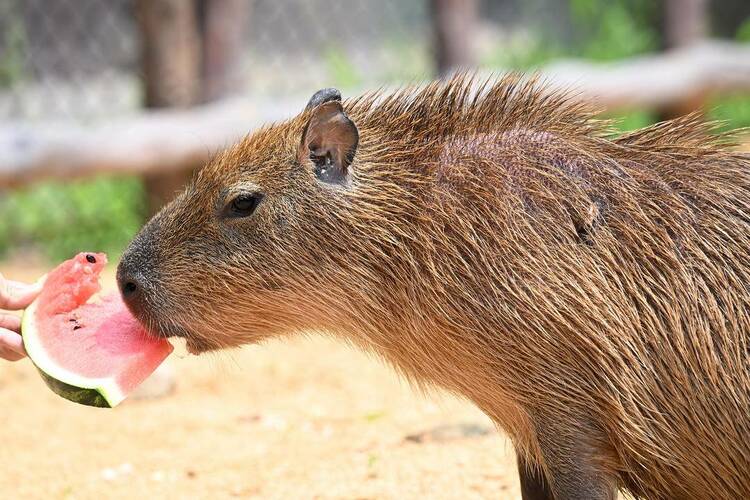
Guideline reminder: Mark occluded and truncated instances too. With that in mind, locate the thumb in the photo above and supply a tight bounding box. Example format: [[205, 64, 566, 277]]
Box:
[[0, 274, 45, 311]]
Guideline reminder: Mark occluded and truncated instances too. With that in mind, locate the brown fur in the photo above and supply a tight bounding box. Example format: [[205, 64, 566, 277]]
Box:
[[119, 74, 750, 499]]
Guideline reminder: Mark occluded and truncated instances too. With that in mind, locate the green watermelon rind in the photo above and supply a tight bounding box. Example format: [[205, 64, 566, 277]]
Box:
[[21, 300, 126, 408]]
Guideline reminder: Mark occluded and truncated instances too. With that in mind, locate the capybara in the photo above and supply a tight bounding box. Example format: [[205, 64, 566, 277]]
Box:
[[117, 75, 750, 500]]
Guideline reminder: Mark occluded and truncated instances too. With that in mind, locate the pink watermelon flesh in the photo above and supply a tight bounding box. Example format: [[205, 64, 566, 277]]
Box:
[[23, 252, 173, 407]]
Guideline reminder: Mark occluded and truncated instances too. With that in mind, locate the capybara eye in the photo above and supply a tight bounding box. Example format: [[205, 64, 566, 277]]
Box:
[[227, 193, 264, 218]]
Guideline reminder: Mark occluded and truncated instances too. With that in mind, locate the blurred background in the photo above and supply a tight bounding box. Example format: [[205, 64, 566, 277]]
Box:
[[1, 1, 749, 498]]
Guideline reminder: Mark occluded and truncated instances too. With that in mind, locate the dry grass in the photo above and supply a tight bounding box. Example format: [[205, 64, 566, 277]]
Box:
[[0, 261, 520, 499]]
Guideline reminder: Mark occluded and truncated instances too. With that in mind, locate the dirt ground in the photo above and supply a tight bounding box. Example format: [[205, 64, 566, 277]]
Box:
[[0, 259, 521, 499]]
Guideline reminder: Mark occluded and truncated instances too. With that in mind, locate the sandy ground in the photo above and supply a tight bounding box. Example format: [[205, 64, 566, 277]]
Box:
[[0, 260, 521, 499]]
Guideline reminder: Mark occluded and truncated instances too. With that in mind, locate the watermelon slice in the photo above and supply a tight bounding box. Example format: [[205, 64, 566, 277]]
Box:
[[21, 252, 173, 408]]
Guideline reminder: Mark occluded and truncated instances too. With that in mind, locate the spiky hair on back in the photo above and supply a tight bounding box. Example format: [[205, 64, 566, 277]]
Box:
[[346, 73, 603, 142], [344, 72, 742, 154]]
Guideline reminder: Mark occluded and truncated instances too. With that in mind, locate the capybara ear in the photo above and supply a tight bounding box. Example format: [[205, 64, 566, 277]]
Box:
[[305, 88, 342, 110], [299, 100, 359, 185]]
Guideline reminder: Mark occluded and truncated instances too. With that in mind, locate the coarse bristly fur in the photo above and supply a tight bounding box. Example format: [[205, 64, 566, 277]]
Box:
[[118, 74, 750, 500]]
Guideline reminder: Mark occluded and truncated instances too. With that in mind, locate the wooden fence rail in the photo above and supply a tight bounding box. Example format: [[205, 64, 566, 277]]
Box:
[[2, 41, 750, 188]]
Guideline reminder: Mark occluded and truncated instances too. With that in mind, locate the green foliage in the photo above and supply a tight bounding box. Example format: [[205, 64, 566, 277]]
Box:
[[736, 18, 750, 42], [569, 0, 658, 61], [0, 2, 26, 88], [605, 97, 750, 137], [708, 94, 750, 133], [480, 35, 562, 70], [379, 37, 431, 82], [0, 177, 146, 262], [323, 46, 362, 89], [481, 0, 660, 71], [606, 109, 658, 133]]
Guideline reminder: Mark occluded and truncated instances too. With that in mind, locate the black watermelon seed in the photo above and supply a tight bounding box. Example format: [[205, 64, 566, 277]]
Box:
[[73, 325, 82, 331], [86, 254, 96, 264]]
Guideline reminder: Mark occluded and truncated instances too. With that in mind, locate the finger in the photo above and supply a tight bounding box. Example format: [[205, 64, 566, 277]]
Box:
[[0, 349, 25, 362], [0, 313, 21, 333], [0, 328, 26, 361], [0, 275, 44, 310]]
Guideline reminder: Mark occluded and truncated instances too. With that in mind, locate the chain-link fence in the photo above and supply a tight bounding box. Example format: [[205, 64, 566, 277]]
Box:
[[1, 0, 749, 263], [0, 0, 434, 122]]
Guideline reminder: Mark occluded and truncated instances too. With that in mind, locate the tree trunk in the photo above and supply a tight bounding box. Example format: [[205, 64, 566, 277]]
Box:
[[198, 0, 248, 103], [659, 0, 709, 120], [430, 0, 478, 77], [136, 0, 202, 213], [135, 0, 247, 214], [663, 0, 709, 49]]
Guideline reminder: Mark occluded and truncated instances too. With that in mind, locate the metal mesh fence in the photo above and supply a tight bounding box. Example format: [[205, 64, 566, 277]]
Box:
[[0, 0, 140, 121], [0, 0, 587, 122], [0, 0, 433, 122]]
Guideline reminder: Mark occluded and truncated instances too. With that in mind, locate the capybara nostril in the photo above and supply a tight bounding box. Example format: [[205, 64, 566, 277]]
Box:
[[117, 271, 141, 304], [117, 270, 147, 317], [121, 280, 138, 298], [116, 258, 144, 312]]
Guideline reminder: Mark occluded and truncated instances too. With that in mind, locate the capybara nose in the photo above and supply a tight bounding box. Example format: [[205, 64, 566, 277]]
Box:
[[120, 277, 139, 299], [116, 259, 145, 314]]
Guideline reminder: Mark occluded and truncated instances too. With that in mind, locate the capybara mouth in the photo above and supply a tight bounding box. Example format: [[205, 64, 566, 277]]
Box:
[[185, 337, 214, 355], [149, 323, 219, 355], [136, 315, 191, 343], [154, 323, 191, 341], [126, 305, 217, 355]]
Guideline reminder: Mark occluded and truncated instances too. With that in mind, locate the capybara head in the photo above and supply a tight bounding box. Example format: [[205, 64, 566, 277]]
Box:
[[117, 89, 373, 353], [116, 77, 593, 353]]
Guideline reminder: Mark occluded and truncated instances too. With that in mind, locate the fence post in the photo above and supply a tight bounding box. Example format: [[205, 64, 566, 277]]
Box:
[[659, 0, 709, 119], [664, 0, 709, 49], [199, 0, 248, 103], [430, 0, 478, 77], [135, 0, 247, 215], [136, 0, 202, 214]]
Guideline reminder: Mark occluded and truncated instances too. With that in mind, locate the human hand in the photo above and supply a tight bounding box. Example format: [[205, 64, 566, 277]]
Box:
[[0, 274, 44, 361]]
